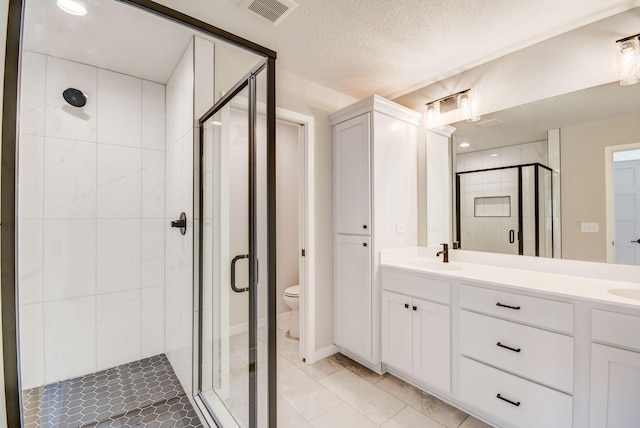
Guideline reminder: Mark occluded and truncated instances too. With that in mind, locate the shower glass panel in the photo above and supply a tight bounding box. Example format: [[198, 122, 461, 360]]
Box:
[[456, 163, 553, 257], [457, 167, 520, 255], [197, 64, 270, 428]]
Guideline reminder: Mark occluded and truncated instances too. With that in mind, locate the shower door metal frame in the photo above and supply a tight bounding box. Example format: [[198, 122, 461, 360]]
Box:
[[455, 162, 553, 257], [0, 1, 278, 426], [194, 60, 271, 428]]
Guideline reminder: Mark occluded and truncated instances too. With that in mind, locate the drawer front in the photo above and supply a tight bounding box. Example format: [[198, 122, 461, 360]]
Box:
[[382, 269, 450, 304], [460, 310, 574, 393], [459, 357, 573, 428], [459, 284, 573, 333], [592, 309, 640, 352]]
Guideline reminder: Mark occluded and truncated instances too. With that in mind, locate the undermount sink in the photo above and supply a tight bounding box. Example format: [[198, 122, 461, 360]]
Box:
[[400, 259, 463, 271], [607, 289, 640, 301]]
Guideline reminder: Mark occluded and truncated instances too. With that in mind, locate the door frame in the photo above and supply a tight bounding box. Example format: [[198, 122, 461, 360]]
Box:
[[605, 141, 640, 263], [275, 107, 316, 364]]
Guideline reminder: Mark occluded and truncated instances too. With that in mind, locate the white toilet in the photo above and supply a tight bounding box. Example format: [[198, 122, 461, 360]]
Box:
[[283, 285, 300, 339]]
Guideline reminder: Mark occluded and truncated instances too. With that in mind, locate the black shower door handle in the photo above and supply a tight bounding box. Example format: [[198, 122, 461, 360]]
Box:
[[509, 230, 515, 244], [231, 254, 249, 293]]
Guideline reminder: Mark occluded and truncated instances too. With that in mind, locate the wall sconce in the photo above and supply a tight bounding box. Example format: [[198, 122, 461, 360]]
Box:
[[425, 89, 473, 128], [617, 33, 640, 86]]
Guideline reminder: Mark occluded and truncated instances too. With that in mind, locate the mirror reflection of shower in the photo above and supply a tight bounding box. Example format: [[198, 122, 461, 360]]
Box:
[[455, 140, 554, 257]]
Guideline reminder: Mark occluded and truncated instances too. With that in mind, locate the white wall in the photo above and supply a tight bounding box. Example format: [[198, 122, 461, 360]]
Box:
[[16, 51, 166, 389], [164, 38, 195, 394], [276, 70, 357, 353]]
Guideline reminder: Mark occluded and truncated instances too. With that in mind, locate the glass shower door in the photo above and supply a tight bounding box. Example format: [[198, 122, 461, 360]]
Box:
[[197, 65, 270, 427]]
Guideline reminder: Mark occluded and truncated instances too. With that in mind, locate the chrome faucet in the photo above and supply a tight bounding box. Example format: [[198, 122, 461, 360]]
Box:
[[436, 243, 449, 263]]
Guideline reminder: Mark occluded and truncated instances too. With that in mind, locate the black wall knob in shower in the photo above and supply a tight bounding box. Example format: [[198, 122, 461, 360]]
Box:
[[171, 212, 187, 235]]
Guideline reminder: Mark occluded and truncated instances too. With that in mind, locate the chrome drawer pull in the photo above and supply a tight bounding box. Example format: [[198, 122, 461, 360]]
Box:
[[497, 393, 521, 407], [496, 342, 521, 353], [496, 302, 520, 310]]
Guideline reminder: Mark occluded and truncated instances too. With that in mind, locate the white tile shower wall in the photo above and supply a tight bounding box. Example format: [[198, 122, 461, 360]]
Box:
[[165, 38, 195, 395], [17, 51, 166, 389]]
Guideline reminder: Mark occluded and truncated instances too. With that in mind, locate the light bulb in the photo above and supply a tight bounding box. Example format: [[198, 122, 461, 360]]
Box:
[[458, 92, 471, 120], [617, 38, 640, 86], [425, 101, 440, 129]]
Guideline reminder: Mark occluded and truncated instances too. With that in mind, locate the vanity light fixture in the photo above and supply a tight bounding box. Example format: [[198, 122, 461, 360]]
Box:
[[57, 0, 87, 16], [616, 33, 640, 86], [425, 89, 472, 128], [425, 101, 440, 128]]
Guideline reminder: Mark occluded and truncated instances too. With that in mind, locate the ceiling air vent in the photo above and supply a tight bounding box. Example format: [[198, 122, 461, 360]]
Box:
[[242, 0, 298, 25], [475, 118, 503, 128]]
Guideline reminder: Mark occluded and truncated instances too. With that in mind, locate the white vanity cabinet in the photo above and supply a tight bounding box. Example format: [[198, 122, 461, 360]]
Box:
[[331, 96, 420, 366], [589, 310, 640, 428], [381, 269, 451, 392]]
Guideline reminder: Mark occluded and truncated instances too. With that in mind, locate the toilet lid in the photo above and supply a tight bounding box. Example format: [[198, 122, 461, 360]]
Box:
[[284, 285, 300, 297]]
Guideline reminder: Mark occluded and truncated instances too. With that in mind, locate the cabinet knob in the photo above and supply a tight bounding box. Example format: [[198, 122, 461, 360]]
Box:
[[404, 303, 409, 309], [363, 243, 368, 247], [363, 225, 368, 229], [412, 306, 417, 311]]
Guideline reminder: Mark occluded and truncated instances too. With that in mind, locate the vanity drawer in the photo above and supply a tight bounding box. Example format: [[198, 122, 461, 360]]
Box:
[[460, 310, 574, 393], [382, 269, 450, 304], [459, 357, 573, 428], [592, 309, 640, 351], [459, 284, 573, 333]]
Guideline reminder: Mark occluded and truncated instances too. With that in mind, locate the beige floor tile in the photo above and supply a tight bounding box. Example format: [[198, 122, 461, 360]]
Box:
[[319, 368, 405, 425], [459, 415, 495, 428], [278, 365, 342, 420], [311, 403, 379, 428], [375, 375, 467, 428], [381, 406, 445, 428], [277, 395, 313, 428], [329, 353, 389, 384]]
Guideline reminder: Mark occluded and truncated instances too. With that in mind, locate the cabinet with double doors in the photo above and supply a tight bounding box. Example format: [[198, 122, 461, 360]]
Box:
[[381, 269, 451, 392]]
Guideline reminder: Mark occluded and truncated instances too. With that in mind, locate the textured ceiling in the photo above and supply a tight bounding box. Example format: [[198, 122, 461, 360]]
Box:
[[22, 0, 640, 97], [154, 0, 640, 98]]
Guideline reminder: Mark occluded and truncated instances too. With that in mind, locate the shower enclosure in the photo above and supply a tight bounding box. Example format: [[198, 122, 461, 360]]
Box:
[[1, 0, 277, 426], [455, 163, 553, 257]]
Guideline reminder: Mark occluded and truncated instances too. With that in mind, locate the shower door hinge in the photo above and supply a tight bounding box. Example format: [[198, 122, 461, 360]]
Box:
[[301, 249, 305, 257]]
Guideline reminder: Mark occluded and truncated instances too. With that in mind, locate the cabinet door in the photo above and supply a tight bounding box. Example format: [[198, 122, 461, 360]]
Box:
[[335, 235, 372, 360], [381, 291, 413, 373], [412, 297, 451, 392], [590, 343, 640, 427], [334, 113, 371, 235]]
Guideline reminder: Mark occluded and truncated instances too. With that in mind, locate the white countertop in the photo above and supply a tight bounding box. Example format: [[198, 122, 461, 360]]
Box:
[[381, 257, 640, 310]]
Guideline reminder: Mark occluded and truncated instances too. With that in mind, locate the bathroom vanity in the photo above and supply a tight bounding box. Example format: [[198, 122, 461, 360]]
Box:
[[379, 248, 640, 428]]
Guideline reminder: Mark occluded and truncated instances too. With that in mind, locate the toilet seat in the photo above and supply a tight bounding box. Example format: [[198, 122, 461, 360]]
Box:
[[284, 285, 300, 298]]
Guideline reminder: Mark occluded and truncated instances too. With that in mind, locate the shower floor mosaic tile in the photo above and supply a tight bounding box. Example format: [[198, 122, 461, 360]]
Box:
[[22, 354, 203, 428]]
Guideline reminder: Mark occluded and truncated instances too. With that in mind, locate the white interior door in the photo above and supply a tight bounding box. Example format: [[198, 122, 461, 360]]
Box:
[[614, 159, 640, 265]]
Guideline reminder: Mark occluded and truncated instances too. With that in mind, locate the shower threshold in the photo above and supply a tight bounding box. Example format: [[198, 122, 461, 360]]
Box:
[[22, 354, 203, 427]]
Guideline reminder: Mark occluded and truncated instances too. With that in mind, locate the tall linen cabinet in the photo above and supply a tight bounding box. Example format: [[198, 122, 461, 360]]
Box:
[[330, 95, 420, 368]]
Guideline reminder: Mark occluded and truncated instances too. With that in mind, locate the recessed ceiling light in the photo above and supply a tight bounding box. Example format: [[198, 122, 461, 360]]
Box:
[[490, 153, 499, 157], [57, 0, 87, 16], [459, 142, 470, 148]]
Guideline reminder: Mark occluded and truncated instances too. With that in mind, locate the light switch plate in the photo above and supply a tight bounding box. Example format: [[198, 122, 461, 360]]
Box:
[[396, 223, 406, 233], [581, 222, 599, 233]]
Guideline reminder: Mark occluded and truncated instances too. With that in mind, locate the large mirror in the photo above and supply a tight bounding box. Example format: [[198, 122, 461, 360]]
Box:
[[449, 81, 640, 265]]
